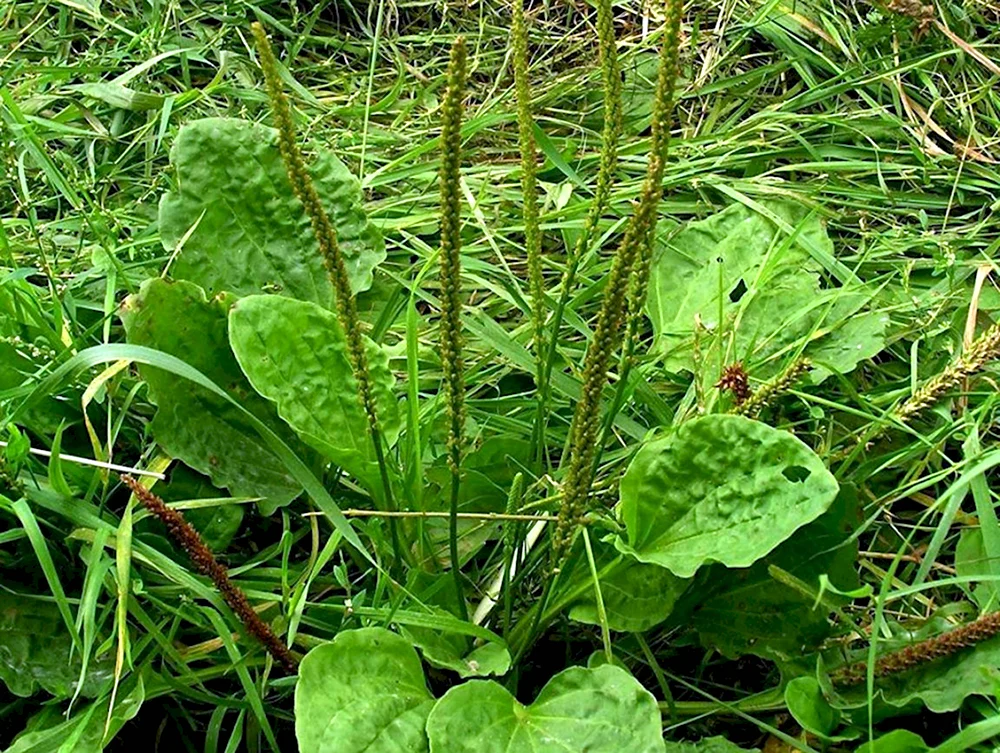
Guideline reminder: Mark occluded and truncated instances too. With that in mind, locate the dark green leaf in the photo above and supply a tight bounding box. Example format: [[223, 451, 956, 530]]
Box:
[[0, 591, 113, 699], [673, 486, 859, 660], [120, 278, 304, 512]]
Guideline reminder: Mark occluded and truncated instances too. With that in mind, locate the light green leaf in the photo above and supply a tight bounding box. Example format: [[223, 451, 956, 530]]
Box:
[[568, 539, 689, 633], [785, 677, 841, 739], [228, 294, 400, 493], [0, 592, 113, 699], [295, 628, 433, 753], [120, 278, 304, 512], [400, 572, 510, 678], [160, 118, 384, 304], [854, 730, 927, 753], [617, 415, 839, 577], [663, 737, 759, 753], [425, 664, 663, 753], [646, 201, 884, 381], [956, 528, 1000, 612], [672, 487, 859, 660]]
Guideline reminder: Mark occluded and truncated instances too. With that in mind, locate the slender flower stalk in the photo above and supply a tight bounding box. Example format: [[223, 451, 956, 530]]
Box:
[[850, 321, 1000, 454], [552, 4, 684, 562], [121, 475, 298, 674], [511, 0, 545, 371], [533, 0, 623, 469], [251, 25, 401, 540], [832, 610, 1000, 686], [438, 38, 470, 620]]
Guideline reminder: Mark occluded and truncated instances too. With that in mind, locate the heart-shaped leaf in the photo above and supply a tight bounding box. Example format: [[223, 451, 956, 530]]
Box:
[[425, 664, 662, 753], [228, 294, 400, 495], [160, 118, 384, 305], [617, 415, 838, 578], [295, 628, 433, 753]]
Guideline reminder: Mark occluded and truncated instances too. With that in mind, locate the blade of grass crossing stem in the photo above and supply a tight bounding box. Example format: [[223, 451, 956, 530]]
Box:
[[204, 610, 280, 751], [70, 528, 111, 711], [6, 496, 78, 649], [965, 424, 1000, 591], [582, 528, 613, 664], [6, 344, 374, 564]]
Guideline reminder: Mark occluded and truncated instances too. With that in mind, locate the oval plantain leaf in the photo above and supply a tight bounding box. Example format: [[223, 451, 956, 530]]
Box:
[[159, 118, 384, 304], [616, 415, 838, 578], [425, 664, 663, 753], [671, 486, 859, 660], [295, 628, 433, 753], [567, 537, 689, 633], [0, 591, 113, 699], [120, 278, 304, 512], [228, 294, 400, 495]]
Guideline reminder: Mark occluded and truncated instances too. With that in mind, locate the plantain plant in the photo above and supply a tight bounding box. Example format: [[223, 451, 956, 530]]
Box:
[[7, 0, 1000, 750]]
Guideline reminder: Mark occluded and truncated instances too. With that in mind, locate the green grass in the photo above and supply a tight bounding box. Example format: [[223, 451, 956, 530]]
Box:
[[2, 0, 1000, 750]]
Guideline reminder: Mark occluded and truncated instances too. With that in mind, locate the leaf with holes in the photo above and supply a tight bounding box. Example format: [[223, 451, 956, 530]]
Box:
[[425, 664, 663, 753], [616, 415, 839, 578], [646, 200, 884, 381], [228, 294, 400, 496], [295, 628, 433, 753], [160, 118, 384, 304], [120, 278, 305, 512]]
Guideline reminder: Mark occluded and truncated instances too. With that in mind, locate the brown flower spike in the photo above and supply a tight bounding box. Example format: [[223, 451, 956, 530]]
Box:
[[121, 475, 298, 673], [832, 610, 1000, 686]]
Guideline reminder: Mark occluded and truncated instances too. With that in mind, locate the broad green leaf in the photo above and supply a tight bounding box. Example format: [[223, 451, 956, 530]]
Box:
[[854, 730, 927, 753], [228, 294, 400, 494], [425, 664, 663, 753], [617, 415, 839, 577], [0, 591, 113, 698], [4, 672, 144, 753], [159, 118, 384, 304], [121, 278, 304, 512], [295, 628, 433, 753], [784, 677, 842, 740], [672, 487, 859, 659], [645, 201, 884, 381], [568, 539, 689, 632], [663, 737, 759, 753]]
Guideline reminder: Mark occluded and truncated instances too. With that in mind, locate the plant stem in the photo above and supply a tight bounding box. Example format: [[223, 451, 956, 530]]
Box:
[[250, 23, 407, 568], [438, 37, 470, 621], [532, 0, 622, 472], [552, 6, 684, 564]]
